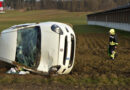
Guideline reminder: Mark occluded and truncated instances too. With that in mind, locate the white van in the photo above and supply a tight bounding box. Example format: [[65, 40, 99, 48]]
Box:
[[0, 22, 76, 75]]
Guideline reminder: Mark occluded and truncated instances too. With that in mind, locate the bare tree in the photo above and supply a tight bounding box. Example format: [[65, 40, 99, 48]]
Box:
[[4, 0, 130, 12]]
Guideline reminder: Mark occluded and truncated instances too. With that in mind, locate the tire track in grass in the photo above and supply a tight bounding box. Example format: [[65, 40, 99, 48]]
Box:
[[90, 34, 108, 59], [101, 34, 108, 48], [85, 34, 94, 50], [76, 34, 88, 55], [92, 34, 105, 49], [86, 34, 97, 50], [93, 33, 108, 49]]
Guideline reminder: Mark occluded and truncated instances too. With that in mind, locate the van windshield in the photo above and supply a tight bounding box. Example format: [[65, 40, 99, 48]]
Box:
[[15, 26, 41, 68]]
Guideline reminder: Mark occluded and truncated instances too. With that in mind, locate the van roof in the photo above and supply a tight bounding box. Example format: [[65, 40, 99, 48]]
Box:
[[2, 23, 37, 33]]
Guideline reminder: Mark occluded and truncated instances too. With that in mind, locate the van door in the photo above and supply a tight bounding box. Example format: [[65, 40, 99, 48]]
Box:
[[37, 25, 60, 72], [15, 26, 41, 68]]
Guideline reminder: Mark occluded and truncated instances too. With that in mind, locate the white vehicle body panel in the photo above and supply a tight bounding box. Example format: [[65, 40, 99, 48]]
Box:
[[37, 23, 60, 72], [0, 29, 17, 63], [0, 22, 76, 75]]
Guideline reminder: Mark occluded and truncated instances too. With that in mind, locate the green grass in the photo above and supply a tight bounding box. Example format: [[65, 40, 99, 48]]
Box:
[[74, 25, 110, 34], [0, 10, 87, 31], [117, 29, 130, 38], [0, 10, 130, 36]]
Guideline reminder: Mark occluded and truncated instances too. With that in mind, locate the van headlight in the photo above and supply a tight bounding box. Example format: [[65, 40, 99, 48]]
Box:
[[51, 24, 63, 35]]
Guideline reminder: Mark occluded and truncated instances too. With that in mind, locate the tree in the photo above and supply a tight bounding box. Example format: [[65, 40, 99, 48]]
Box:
[[3, 0, 130, 12]]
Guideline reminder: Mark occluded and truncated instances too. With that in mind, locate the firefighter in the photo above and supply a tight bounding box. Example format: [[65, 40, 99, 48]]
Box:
[[108, 29, 118, 60]]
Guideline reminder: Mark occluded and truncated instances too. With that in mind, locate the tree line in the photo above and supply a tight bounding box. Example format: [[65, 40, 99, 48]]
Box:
[[4, 0, 130, 12]]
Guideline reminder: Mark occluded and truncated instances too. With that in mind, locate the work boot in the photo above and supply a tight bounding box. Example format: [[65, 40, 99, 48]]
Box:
[[111, 51, 116, 60], [110, 57, 114, 60]]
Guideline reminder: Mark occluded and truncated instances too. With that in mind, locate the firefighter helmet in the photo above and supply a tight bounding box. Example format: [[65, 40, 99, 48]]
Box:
[[109, 29, 115, 35]]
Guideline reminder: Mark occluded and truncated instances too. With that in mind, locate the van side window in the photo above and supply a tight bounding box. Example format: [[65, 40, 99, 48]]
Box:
[[15, 26, 41, 68]]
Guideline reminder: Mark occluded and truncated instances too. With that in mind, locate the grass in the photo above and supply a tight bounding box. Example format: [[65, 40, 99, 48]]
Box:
[[0, 10, 87, 31], [0, 10, 130, 89], [0, 10, 129, 35], [74, 25, 110, 34], [0, 74, 129, 88]]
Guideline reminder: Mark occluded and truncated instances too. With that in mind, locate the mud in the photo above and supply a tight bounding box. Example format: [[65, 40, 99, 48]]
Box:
[[75, 33, 130, 75], [0, 33, 130, 90]]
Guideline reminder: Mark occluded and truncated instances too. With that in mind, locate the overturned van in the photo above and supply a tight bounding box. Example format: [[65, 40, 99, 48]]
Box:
[[0, 22, 76, 75]]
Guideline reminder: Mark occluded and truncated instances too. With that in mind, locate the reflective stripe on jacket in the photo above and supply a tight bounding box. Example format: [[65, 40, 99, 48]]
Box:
[[109, 35, 118, 46]]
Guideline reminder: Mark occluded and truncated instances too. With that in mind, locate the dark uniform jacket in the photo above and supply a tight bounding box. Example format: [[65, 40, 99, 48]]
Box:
[[109, 35, 118, 46]]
